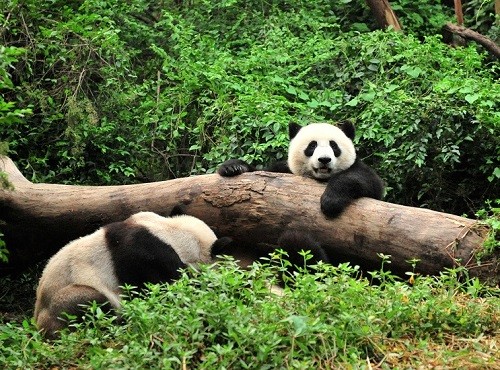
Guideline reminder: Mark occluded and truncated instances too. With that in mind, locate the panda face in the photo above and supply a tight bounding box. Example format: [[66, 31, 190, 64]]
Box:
[[288, 123, 356, 180]]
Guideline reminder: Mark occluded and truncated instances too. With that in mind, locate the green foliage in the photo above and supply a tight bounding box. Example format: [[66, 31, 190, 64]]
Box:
[[391, 0, 454, 37], [334, 32, 499, 214], [0, 0, 498, 214], [0, 45, 32, 128], [0, 233, 8, 264], [0, 44, 32, 206], [476, 199, 500, 258], [1, 259, 499, 368], [463, 0, 500, 42]]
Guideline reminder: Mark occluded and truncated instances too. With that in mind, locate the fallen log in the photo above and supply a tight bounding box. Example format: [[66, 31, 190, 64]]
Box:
[[0, 156, 495, 282]]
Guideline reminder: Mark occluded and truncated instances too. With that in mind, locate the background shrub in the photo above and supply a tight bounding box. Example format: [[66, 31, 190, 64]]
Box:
[[1, 0, 498, 216]]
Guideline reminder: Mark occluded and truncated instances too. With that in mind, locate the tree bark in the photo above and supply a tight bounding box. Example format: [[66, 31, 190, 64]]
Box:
[[0, 156, 495, 282], [442, 23, 500, 58], [365, 0, 402, 31], [454, 0, 464, 26]]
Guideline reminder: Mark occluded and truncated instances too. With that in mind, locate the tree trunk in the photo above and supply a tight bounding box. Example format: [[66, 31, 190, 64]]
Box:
[[0, 156, 495, 282], [454, 0, 464, 26], [365, 0, 402, 31]]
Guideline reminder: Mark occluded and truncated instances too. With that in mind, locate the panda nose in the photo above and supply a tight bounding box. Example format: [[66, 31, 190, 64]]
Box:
[[318, 157, 331, 164]]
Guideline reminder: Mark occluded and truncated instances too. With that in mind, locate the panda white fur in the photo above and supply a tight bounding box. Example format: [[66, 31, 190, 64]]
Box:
[[218, 121, 384, 218], [34, 211, 232, 339]]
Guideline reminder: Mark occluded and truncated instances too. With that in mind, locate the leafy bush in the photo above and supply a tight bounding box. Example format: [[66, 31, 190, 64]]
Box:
[[476, 200, 500, 258], [1, 0, 498, 215], [463, 0, 500, 42], [391, 0, 454, 37], [0, 45, 32, 129], [1, 259, 499, 368], [330, 32, 499, 214]]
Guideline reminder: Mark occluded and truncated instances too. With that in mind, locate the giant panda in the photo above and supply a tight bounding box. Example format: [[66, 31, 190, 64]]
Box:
[[218, 121, 384, 218], [34, 210, 232, 339], [258, 230, 329, 289]]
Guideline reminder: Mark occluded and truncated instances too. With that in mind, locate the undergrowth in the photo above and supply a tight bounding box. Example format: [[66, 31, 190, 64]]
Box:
[[476, 199, 500, 260], [1, 258, 498, 369]]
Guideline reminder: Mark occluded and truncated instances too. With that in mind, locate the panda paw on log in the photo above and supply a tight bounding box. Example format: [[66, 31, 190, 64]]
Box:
[[218, 121, 384, 217], [34, 210, 232, 339]]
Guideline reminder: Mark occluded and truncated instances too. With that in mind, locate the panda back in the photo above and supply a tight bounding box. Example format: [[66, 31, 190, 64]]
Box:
[[101, 212, 217, 287], [130, 212, 217, 265]]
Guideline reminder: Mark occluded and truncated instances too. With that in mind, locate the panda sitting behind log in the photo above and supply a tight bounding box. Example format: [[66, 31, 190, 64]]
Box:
[[34, 209, 232, 339], [259, 230, 330, 290], [218, 121, 384, 218]]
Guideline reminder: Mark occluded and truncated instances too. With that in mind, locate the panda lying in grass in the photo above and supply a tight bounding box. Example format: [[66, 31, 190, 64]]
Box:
[[34, 206, 323, 339], [34, 208, 232, 339], [218, 121, 384, 218]]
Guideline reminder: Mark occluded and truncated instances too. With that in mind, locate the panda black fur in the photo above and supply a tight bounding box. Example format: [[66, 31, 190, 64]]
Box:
[[34, 211, 232, 339], [218, 121, 384, 217], [254, 230, 330, 296], [274, 230, 329, 271]]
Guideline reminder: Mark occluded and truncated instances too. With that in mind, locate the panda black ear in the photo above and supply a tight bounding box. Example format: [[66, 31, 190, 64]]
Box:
[[211, 237, 234, 257], [288, 122, 302, 139], [338, 120, 355, 140], [169, 204, 187, 217]]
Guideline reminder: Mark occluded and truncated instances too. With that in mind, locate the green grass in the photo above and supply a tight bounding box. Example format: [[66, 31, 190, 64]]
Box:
[[1, 258, 499, 369]]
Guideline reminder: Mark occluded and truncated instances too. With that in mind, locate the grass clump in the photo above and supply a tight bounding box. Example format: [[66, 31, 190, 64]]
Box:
[[1, 258, 499, 369]]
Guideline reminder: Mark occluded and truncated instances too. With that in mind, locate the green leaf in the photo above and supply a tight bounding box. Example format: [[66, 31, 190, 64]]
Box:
[[464, 93, 480, 104], [346, 98, 359, 107], [401, 65, 423, 78], [307, 99, 319, 108], [360, 91, 376, 102]]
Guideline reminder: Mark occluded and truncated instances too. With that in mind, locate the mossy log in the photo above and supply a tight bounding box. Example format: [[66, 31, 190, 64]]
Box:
[[0, 156, 495, 282]]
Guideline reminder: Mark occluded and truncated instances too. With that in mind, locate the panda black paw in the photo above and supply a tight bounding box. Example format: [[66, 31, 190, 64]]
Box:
[[320, 194, 347, 218], [217, 159, 254, 177]]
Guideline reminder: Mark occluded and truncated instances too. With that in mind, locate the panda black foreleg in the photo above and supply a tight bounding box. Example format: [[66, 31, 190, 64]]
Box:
[[264, 160, 291, 173], [320, 163, 384, 218], [320, 179, 360, 218]]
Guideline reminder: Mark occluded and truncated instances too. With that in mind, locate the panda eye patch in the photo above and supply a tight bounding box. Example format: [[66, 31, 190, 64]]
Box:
[[304, 141, 317, 157], [330, 140, 341, 157]]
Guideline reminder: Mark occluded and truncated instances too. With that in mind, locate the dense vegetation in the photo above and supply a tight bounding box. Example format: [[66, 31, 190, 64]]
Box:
[[1, 0, 498, 214], [1, 258, 500, 369], [1, 0, 499, 368]]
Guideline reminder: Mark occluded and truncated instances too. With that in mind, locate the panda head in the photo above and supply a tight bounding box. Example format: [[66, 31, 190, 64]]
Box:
[[287, 121, 356, 180]]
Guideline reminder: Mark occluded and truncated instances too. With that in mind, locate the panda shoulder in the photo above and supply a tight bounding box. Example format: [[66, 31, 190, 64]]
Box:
[[128, 211, 166, 224]]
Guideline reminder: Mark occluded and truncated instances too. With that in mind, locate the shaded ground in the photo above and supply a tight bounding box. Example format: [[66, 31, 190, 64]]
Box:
[[0, 264, 42, 324]]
